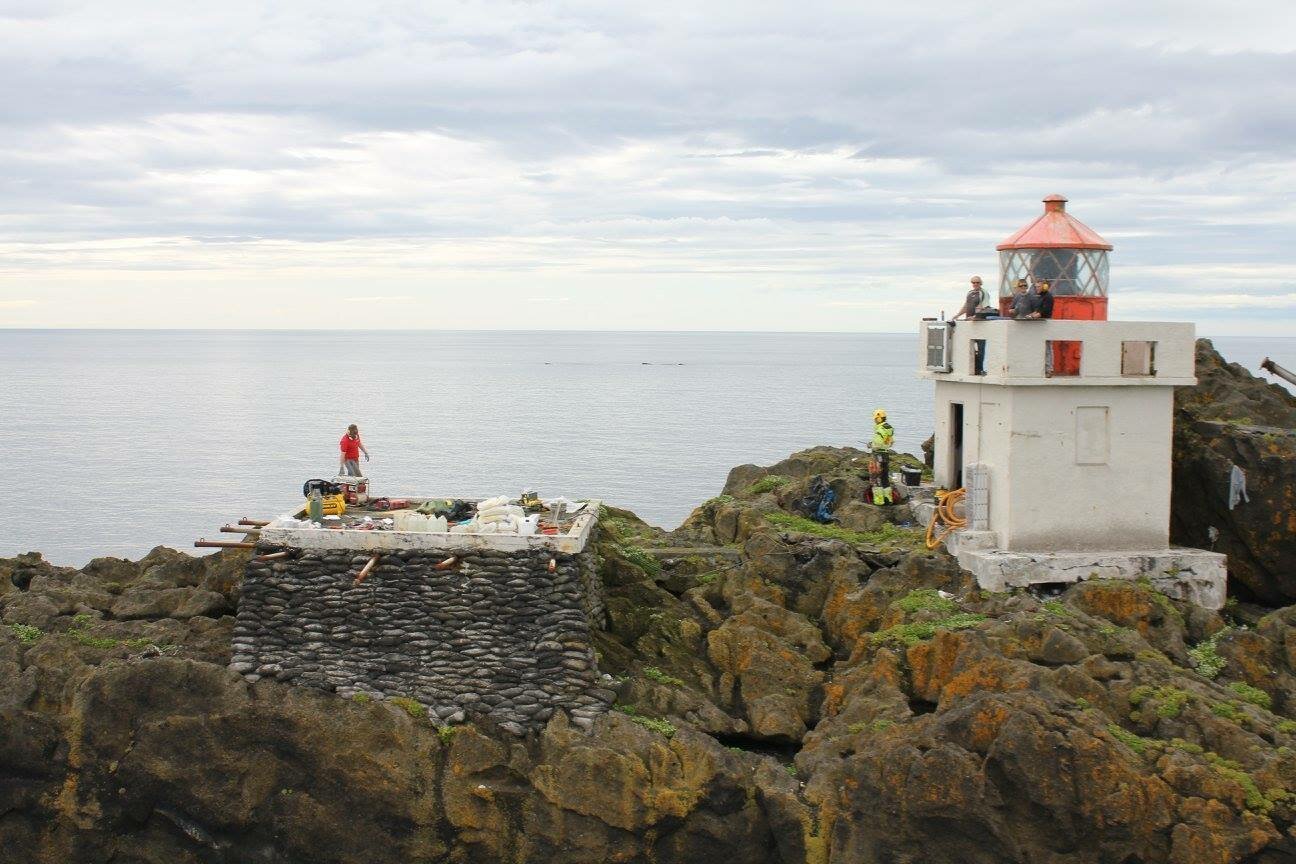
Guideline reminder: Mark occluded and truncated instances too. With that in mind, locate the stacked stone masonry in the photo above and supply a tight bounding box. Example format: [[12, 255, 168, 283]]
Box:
[[230, 542, 613, 735]]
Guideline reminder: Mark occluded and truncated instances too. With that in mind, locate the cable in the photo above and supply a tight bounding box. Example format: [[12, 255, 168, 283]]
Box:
[[925, 487, 967, 550]]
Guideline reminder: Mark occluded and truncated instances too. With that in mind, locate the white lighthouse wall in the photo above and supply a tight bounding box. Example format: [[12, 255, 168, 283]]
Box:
[[931, 381, 1176, 552]]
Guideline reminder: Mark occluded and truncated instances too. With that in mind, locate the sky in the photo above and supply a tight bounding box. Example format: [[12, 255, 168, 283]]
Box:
[[1, 0, 1294, 333]]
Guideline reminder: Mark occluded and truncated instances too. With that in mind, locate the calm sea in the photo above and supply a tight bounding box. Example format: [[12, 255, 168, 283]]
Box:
[[0, 330, 1288, 566]]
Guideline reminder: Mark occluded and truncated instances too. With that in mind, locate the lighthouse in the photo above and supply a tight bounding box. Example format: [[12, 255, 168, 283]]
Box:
[[917, 196, 1226, 608]]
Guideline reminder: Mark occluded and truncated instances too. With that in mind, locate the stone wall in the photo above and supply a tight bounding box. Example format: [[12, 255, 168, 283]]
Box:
[[230, 543, 613, 734]]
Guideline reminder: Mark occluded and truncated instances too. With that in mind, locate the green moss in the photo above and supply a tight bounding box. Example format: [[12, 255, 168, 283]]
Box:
[[702, 494, 735, 508], [1205, 754, 1270, 813], [437, 726, 459, 745], [6, 623, 42, 644], [784, 764, 798, 777], [643, 666, 685, 687], [746, 475, 791, 495], [67, 629, 120, 649], [1129, 685, 1192, 719], [1107, 723, 1158, 756], [351, 693, 373, 704], [1169, 738, 1204, 755], [1188, 629, 1229, 680], [616, 545, 662, 577], [388, 697, 427, 719], [1042, 600, 1071, 617], [1228, 682, 1273, 711], [764, 512, 921, 549], [615, 705, 675, 738], [696, 571, 720, 586], [871, 612, 987, 648], [1074, 697, 1090, 710], [895, 589, 956, 616], [70, 613, 95, 628], [1277, 720, 1296, 735], [1209, 700, 1245, 723]]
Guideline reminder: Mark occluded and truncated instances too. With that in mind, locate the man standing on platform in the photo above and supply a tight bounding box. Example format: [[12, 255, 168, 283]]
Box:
[[339, 424, 370, 476]]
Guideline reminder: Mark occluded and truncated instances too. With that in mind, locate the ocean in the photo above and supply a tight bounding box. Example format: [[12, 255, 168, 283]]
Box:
[[1, 329, 1287, 566]]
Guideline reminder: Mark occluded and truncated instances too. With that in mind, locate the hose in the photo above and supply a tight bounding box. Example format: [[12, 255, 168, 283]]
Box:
[[925, 487, 967, 550]]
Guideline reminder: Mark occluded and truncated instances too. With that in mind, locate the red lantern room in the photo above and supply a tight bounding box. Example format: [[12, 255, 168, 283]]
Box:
[[996, 194, 1111, 321]]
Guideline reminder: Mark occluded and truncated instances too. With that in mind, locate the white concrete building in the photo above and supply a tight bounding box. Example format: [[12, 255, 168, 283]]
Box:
[[916, 196, 1226, 608]]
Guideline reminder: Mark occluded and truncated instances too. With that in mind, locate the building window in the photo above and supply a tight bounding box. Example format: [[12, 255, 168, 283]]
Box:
[[1075, 406, 1110, 465], [1121, 341, 1156, 376], [971, 339, 987, 376], [1044, 341, 1082, 377]]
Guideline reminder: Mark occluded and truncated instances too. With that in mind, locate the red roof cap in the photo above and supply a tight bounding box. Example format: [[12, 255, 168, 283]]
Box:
[[996, 194, 1113, 251]]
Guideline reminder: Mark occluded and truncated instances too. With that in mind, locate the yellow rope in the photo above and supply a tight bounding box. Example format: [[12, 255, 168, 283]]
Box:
[[925, 487, 967, 550]]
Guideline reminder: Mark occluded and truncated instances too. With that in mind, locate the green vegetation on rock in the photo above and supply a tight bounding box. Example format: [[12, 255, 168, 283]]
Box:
[[895, 588, 957, 616], [643, 666, 685, 687], [614, 704, 676, 738], [1228, 682, 1273, 710], [746, 475, 791, 495], [388, 697, 427, 720], [615, 544, 662, 577], [1188, 628, 1229, 679], [6, 623, 42, 644], [764, 512, 921, 549], [1128, 685, 1192, 719], [871, 612, 987, 648]]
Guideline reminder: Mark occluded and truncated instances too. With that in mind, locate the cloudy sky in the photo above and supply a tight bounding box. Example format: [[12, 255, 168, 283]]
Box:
[[1, 0, 1294, 333]]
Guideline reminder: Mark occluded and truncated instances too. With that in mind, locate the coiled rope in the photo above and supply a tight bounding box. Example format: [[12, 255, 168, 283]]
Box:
[[925, 487, 967, 550]]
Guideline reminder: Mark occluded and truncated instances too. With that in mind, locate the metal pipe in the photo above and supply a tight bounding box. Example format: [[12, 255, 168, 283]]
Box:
[[239, 518, 270, 527], [220, 525, 260, 534], [254, 551, 290, 562], [352, 553, 381, 586], [1261, 358, 1296, 389], [194, 539, 255, 549]]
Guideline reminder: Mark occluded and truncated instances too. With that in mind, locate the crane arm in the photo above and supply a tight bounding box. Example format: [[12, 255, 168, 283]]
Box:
[[1260, 357, 1296, 388]]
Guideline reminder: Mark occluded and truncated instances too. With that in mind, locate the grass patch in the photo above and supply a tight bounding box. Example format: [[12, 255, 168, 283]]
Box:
[[1229, 682, 1273, 711], [616, 545, 662, 577], [746, 475, 791, 495], [6, 623, 42, 645], [895, 588, 956, 616], [1204, 752, 1273, 813], [764, 512, 921, 549], [1209, 700, 1245, 724], [1129, 685, 1193, 719], [614, 705, 676, 738], [703, 494, 735, 508], [1278, 720, 1296, 735], [437, 726, 459, 745], [388, 697, 427, 720], [1107, 723, 1157, 756], [643, 666, 685, 687], [1188, 629, 1229, 680], [871, 612, 987, 648], [66, 628, 120, 649], [351, 693, 373, 704], [1042, 600, 1072, 618]]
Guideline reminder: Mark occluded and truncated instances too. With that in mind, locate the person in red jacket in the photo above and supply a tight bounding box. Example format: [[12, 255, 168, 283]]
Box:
[[339, 424, 369, 476]]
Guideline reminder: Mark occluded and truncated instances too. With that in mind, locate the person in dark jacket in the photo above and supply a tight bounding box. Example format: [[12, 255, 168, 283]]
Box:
[[1027, 281, 1054, 319], [1010, 279, 1033, 319]]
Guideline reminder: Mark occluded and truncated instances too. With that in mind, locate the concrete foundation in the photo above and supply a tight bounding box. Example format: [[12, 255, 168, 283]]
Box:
[[910, 500, 1226, 609]]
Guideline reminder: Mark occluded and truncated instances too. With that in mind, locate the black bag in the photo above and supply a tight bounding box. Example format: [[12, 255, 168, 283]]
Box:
[[302, 479, 343, 498]]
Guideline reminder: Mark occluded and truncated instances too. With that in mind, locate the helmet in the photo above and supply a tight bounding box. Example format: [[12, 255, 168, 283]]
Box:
[[873, 408, 887, 423]]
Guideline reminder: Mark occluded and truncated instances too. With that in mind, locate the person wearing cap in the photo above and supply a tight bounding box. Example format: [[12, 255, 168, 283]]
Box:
[[952, 276, 989, 321], [1011, 278, 1034, 319]]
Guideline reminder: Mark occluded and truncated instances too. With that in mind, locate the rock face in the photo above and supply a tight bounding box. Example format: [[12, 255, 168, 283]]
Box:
[[3, 446, 1296, 862], [1172, 340, 1296, 604], [233, 546, 610, 733]]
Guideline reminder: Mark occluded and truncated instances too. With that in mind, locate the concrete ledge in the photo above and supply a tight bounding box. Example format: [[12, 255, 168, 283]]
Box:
[[953, 545, 1226, 609]]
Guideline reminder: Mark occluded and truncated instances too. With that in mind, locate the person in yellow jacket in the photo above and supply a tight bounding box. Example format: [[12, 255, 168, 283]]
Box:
[[870, 409, 895, 505]]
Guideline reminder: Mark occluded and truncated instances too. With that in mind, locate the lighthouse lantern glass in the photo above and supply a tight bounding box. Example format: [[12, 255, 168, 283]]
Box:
[[997, 248, 1109, 298]]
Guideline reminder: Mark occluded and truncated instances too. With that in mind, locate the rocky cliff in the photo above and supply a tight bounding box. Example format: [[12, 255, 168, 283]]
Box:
[[3, 448, 1296, 863], [1172, 340, 1296, 605]]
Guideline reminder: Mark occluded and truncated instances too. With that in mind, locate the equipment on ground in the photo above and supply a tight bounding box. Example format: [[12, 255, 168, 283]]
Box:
[[925, 487, 967, 549]]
